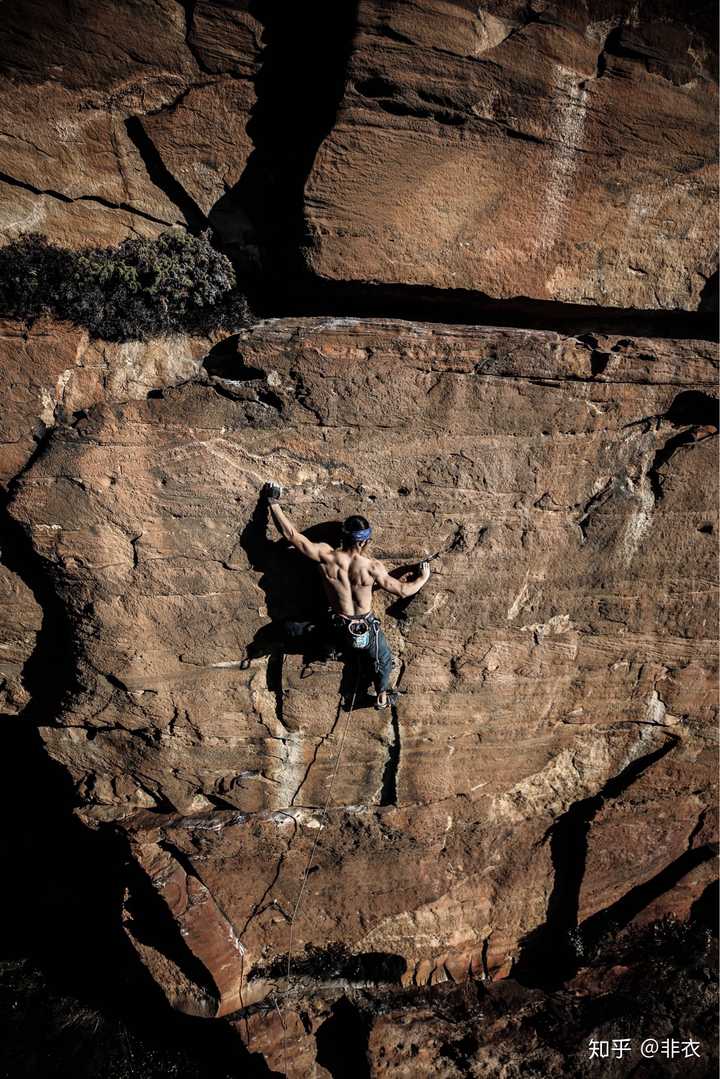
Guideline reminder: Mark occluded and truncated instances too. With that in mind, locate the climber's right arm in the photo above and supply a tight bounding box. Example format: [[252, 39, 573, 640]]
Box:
[[372, 560, 430, 598], [263, 485, 331, 563]]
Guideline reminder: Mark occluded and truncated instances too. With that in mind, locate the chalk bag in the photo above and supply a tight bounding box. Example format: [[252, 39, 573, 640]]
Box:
[[346, 619, 371, 649]]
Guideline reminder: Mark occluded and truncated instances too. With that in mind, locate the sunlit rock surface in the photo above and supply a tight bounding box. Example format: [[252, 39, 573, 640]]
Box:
[[0, 1, 717, 1071], [305, 0, 717, 309], [6, 317, 717, 1016]]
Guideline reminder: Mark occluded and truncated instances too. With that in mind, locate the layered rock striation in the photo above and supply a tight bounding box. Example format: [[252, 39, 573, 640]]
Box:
[[0, 1, 717, 1074], [5, 318, 717, 1021], [304, 0, 718, 309]]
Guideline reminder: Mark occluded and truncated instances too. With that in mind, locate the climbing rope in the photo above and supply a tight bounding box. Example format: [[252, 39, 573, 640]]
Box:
[[279, 672, 360, 1072], [286, 676, 359, 983]]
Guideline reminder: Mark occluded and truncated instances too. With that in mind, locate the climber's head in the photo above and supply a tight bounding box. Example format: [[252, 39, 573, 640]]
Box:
[[341, 515, 372, 551]]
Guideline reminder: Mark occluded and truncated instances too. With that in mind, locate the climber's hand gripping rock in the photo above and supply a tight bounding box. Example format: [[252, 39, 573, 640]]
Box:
[[262, 481, 283, 505]]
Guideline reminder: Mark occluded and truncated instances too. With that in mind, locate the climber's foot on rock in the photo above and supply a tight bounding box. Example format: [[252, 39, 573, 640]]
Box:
[[375, 688, 404, 710]]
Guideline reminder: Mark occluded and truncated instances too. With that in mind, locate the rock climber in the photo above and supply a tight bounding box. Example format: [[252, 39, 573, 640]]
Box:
[[262, 482, 431, 708]]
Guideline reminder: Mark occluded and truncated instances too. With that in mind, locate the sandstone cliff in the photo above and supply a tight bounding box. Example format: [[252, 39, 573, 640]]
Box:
[[0, 2, 717, 1076]]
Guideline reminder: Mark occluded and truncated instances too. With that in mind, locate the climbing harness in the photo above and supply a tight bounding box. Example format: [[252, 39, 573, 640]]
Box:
[[331, 610, 382, 672]]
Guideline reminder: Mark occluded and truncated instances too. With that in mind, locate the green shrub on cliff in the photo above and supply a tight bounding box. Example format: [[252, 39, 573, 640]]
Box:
[[0, 230, 252, 340]]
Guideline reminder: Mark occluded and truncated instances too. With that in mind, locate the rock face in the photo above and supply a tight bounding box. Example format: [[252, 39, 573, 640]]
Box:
[[2, 1, 716, 311], [0, 0, 260, 249], [6, 318, 717, 1019], [304, 0, 718, 308], [0, 2, 717, 1074], [0, 319, 213, 714]]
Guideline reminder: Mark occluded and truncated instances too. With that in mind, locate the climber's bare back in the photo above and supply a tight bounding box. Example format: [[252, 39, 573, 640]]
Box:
[[264, 492, 430, 615], [318, 548, 381, 617]]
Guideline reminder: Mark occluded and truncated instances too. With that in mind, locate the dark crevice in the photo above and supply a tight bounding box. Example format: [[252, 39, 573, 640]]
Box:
[[124, 117, 209, 232], [379, 707, 400, 807], [698, 268, 718, 312], [690, 878, 719, 929], [372, 23, 415, 47], [266, 651, 288, 731], [1, 459, 79, 732], [356, 89, 467, 126], [503, 125, 545, 145], [663, 389, 720, 428], [208, 0, 359, 276], [577, 479, 615, 543], [594, 47, 608, 80], [249, 278, 719, 341], [648, 429, 699, 501], [356, 94, 549, 145], [315, 996, 371, 1079], [512, 737, 679, 987], [576, 332, 613, 376], [202, 335, 254, 378], [254, 944, 406, 986], [648, 390, 719, 501], [105, 671, 129, 691], [175, 0, 215, 76], [355, 75, 396, 98], [122, 853, 220, 1016], [204, 791, 241, 811], [480, 937, 490, 981], [208, 376, 285, 414]]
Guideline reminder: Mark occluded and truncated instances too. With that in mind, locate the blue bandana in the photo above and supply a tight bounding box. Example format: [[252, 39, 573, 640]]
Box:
[[346, 526, 372, 543]]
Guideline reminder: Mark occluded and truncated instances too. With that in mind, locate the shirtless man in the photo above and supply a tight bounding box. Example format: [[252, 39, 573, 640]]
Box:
[[262, 483, 430, 707]]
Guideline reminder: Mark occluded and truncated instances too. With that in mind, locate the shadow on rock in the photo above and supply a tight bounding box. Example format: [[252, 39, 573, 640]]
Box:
[[239, 498, 376, 705]]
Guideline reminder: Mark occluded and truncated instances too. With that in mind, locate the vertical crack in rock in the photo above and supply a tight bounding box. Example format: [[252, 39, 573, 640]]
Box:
[[1, 440, 79, 728], [513, 736, 680, 986], [239, 813, 298, 937], [379, 705, 401, 807], [291, 697, 344, 807], [174, 0, 213, 75], [213, 0, 359, 281], [124, 117, 209, 232], [266, 651, 289, 733]]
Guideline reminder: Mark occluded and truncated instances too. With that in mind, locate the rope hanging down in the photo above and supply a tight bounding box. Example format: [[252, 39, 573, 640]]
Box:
[[279, 675, 360, 1070], [286, 676, 359, 985]]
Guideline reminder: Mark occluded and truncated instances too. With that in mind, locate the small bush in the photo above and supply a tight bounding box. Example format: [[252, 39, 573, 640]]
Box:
[[0, 231, 252, 341]]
